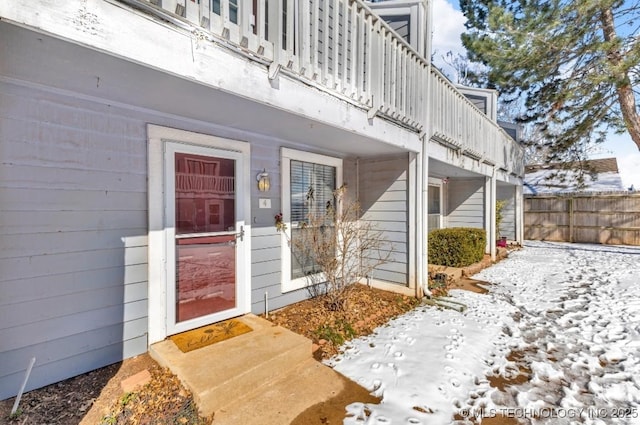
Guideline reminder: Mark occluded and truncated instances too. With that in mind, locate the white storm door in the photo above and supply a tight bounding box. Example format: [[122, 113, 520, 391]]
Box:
[[165, 142, 247, 335]]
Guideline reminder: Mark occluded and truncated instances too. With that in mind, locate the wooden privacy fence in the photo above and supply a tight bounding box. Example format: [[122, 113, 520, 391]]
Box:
[[524, 192, 640, 245]]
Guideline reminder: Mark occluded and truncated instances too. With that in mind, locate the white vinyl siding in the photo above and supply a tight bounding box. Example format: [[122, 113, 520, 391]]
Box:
[[446, 178, 485, 229], [497, 185, 516, 240], [359, 156, 409, 286], [0, 81, 148, 399]]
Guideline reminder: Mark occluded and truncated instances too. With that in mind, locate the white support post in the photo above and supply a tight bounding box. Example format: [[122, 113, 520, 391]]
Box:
[[420, 133, 429, 297], [515, 183, 524, 245], [408, 152, 417, 294], [490, 170, 497, 260], [421, 6, 433, 296]]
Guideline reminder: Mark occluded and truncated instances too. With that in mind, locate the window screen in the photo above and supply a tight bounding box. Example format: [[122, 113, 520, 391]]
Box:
[[290, 160, 337, 224], [428, 185, 441, 214], [290, 160, 337, 279]]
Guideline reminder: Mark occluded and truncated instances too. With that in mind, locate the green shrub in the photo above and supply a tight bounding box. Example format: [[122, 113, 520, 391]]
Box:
[[428, 227, 486, 267]]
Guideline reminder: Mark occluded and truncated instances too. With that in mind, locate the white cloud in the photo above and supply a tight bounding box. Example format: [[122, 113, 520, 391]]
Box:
[[431, 0, 468, 75], [591, 132, 640, 190], [617, 154, 640, 189]]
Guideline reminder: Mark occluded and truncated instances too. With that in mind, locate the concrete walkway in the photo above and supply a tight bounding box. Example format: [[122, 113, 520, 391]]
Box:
[[150, 314, 354, 424]]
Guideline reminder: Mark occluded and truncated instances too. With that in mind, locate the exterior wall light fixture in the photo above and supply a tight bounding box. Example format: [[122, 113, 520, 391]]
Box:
[[257, 169, 271, 192]]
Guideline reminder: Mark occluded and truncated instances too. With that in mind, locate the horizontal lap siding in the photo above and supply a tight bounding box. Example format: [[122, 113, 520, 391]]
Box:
[[0, 79, 327, 397], [250, 141, 310, 315], [249, 141, 284, 315], [447, 178, 485, 228], [0, 82, 149, 399], [497, 186, 516, 240], [358, 156, 409, 286]]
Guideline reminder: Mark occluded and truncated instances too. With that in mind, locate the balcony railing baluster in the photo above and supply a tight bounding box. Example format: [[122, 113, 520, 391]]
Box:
[[138, 0, 523, 172]]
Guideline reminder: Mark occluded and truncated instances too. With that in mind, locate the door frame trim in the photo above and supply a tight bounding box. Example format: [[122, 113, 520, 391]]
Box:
[[147, 125, 252, 344]]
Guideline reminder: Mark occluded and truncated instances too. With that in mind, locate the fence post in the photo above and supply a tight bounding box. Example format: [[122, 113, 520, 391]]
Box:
[[568, 197, 574, 243]]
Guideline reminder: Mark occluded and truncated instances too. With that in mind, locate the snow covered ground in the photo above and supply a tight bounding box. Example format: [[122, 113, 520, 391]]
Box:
[[328, 241, 640, 424]]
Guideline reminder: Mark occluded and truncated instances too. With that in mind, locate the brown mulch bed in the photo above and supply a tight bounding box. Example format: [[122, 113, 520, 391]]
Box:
[[0, 354, 210, 425], [265, 284, 420, 360], [0, 285, 420, 425]]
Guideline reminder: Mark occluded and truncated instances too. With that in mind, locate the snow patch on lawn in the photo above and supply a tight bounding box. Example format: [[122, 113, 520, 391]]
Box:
[[328, 241, 640, 424]]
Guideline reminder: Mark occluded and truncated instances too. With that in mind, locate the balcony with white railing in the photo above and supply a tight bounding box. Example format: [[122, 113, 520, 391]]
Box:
[[130, 0, 428, 128], [123, 0, 523, 175], [429, 68, 525, 175]]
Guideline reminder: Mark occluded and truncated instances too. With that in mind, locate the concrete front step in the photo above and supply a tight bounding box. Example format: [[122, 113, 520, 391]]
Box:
[[149, 314, 312, 418], [213, 358, 351, 425]]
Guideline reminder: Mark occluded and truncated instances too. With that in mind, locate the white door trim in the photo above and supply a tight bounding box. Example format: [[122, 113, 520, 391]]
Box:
[[147, 125, 251, 344]]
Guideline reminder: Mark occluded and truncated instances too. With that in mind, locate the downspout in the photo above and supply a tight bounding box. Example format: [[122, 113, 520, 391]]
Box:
[[420, 0, 434, 298], [416, 146, 424, 298]]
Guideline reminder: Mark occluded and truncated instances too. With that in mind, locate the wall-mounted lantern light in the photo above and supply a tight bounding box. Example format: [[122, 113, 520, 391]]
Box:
[[257, 169, 270, 192]]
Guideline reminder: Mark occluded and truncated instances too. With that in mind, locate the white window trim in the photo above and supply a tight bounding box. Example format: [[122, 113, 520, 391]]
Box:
[[428, 177, 445, 230], [280, 148, 343, 293]]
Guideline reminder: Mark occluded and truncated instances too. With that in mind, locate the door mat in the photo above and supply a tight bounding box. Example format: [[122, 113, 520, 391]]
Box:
[[170, 319, 253, 353]]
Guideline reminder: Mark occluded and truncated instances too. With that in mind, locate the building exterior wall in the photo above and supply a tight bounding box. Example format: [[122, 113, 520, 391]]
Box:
[[0, 80, 149, 399], [0, 77, 350, 399], [358, 156, 410, 285], [497, 185, 516, 241], [446, 178, 485, 229], [0, 0, 525, 400]]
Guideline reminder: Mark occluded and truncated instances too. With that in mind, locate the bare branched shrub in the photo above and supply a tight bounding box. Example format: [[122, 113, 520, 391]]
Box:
[[280, 186, 392, 311]]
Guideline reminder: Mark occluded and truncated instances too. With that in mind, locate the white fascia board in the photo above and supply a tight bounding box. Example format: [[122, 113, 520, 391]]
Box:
[[427, 141, 493, 177]]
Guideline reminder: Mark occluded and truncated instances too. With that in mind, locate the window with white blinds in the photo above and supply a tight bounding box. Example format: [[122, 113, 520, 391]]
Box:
[[290, 160, 336, 224], [281, 148, 343, 292], [290, 160, 336, 280]]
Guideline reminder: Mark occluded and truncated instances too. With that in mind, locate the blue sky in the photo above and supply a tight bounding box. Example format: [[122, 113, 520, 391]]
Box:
[[431, 0, 640, 188]]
